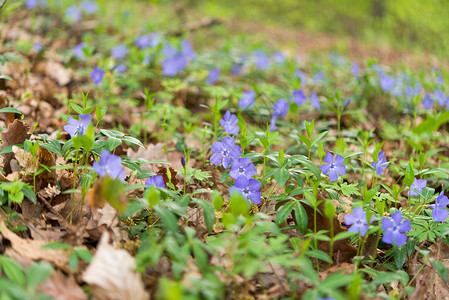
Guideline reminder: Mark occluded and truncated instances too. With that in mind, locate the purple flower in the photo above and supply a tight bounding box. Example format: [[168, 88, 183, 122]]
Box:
[[111, 44, 128, 59], [162, 53, 187, 76], [294, 70, 306, 86], [351, 62, 360, 79], [229, 175, 261, 204], [81, 1, 97, 14], [181, 40, 196, 60], [238, 91, 256, 109], [219, 111, 239, 136], [292, 90, 307, 107], [253, 50, 269, 70], [231, 63, 243, 76], [93, 150, 125, 181], [229, 158, 257, 179], [181, 156, 186, 168], [73, 42, 86, 60], [430, 191, 449, 222], [115, 64, 127, 74], [26, 0, 46, 9], [162, 43, 178, 58], [90, 67, 105, 85], [372, 151, 388, 175], [433, 89, 446, 106], [206, 68, 220, 85], [64, 114, 91, 137], [135, 33, 161, 49], [344, 207, 373, 236], [310, 91, 320, 110], [145, 175, 165, 189], [344, 98, 351, 108], [271, 51, 286, 65], [320, 152, 346, 182], [379, 73, 395, 92], [33, 42, 43, 52], [273, 99, 289, 118], [382, 211, 411, 247], [269, 115, 278, 132], [408, 178, 427, 196], [422, 93, 433, 110], [65, 5, 82, 22], [210, 136, 242, 169], [313, 71, 324, 83]]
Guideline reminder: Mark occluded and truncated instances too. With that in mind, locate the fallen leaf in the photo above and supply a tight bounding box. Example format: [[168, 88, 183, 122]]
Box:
[[0, 119, 30, 174], [82, 232, 149, 300]]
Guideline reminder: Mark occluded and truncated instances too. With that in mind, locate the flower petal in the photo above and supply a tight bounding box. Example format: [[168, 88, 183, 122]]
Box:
[[432, 209, 448, 222], [334, 165, 346, 176], [399, 219, 411, 233], [328, 170, 338, 181], [234, 175, 249, 189], [334, 154, 344, 166], [393, 232, 407, 247], [391, 211, 402, 225], [324, 152, 334, 164], [382, 230, 394, 245], [211, 141, 224, 153], [382, 217, 393, 232], [320, 164, 331, 175], [210, 153, 223, 166], [222, 136, 235, 149], [222, 156, 232, 169], [248, 178, 261, 191], [79, 114, 92, 125], [248, 191, 261, 204], [344, 214, 356, 226]]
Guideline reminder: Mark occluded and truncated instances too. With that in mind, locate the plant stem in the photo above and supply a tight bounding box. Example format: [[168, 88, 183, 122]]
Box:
[[70, 150, 79, 224]]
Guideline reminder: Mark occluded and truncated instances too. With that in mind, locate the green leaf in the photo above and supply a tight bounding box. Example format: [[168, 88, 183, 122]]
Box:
[[297, 134, 312, 148], [121, 136, 145, 148], [68, 253, 79, 271], [394, 244, 408, 269], [339, 183, 361, 197], [323, 200, 336, 221], [74, 248, 92, 263], [0, 107, 21, 114], [26, 262, 53, 290], [311, 131, 328, 146], [0, 75, 13, 81], [108, 137, 122, 151], [69, 103, 84, 115], [154, 206, 179, 232], [433, 260, 448, 283], [294, 201, 308, 234], [404, 163, 415, 187], [274, 168, 290, 188], [212, 190, 223, 211], [193, 198, 215, 233], [0, 256, 25, 286], [41, 242, 73, 250], [278, 149, 285, 165], [275, 201, 295, 226], [333, 231, 356, 241], [306, 249, 331, 263], [322, 271, 353, 289]]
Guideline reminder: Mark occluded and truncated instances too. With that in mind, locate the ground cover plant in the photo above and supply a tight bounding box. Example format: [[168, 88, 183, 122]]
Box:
[[1, 0, 449, 299]]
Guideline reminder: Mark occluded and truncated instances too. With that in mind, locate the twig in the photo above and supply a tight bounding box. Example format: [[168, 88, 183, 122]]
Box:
[[0, 0, 7, 10], [167, 18, 222, 37], [37, 194, 72, 229]]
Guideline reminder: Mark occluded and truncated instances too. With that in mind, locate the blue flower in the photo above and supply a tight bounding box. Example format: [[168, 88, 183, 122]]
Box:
[[351, 62, 360, 79], [313, 71, 324, 83], [294, 70, 306, 86], [344, 98, 351, 108], [273, 99, 289, 118], [344, 207, 374, 236], [231, 63, 243, 76], [253, 50, 270, 70], [33, 42, 43, 52], [206, 68, 220, 85], [162, 53, 187, 76], [422, 93, 433, 110], [145, 175, 166, 189], [115, 64, 127, 74], [372, 151, 388, 175], [73, 42, 86, 60], [229, 158, 257, 179], [219, 111, 239, 136], [229, 175, 261, 204], [210, 136, 242, 169], [162, 43, 178, 58], [180, 40, 196, 60], [135, 35, 152, 49], [64, 114, 91, 137], [269, 115, 278, 132], [26, 0, 46, 9], [408, 178, 427, 196], [65, 5, 82, 22], [433, 89, 446, 106], [111, 44, 128, 59], [379, 72, 395, 92], [271, 51, 286, 65], [90, 67, 105, 85], [81, 1, 97, 14], [238, 91, 256, 109], [320, 152, 346, 182], [430, 191, 449, 222], [382, 211, 411, 247], [93, 150, 125, 181], [292, 90, 307, 107], [310, 91, 320, 110]]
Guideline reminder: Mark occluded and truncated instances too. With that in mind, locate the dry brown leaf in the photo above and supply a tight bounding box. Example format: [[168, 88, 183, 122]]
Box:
[[38, 269, 88, 300], [82, 232, 149, 300], [0, 216, 71, 273], [0, 119, 30, 174]]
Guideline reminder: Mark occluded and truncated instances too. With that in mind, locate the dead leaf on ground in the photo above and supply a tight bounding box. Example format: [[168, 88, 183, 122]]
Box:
[[0, 119, 30, 174], [82, 232, 149, 300]]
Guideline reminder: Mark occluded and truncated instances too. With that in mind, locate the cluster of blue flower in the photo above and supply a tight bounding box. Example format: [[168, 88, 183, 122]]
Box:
[[210, 111, 261, 204]]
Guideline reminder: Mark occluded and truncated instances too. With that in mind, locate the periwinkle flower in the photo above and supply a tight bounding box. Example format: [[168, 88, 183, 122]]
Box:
[[229, 175, 261, 204], [135, 35, 151, 49], [294, 70, 306, 86], [181, 40, 196, 60], [422, 93, 434, 110], [351, 62, 360, 79], [372, 151, 388, 175], [231, 63, 243, 76], [181, 156, 186, 168], [111, 44, 128, 59], [229, 157, 257, 179], [81, 1, 97, 14], [219, 111, 239, 136], [65, 5, 82, 22], [115, 64, 127, 74], [73, 42, 86, 60], [273, 99, 289, 118], [408, 177, 427, 196], [344, 98, 351, 108], [271, 51, 286, 65], [33, 42, 43, 52], [429, 191, 449, 222], [145, 175, 165, 189], [90, 67, 105, 85], [434, 89, 446, 106], [292, 90, 307, 107], [320, 152, 346, 182], [310, 91, 320, 110], [64, 114, 91, 137], [238, 91, 256, 109], [269, 115, 278, 132], [93, 150, 125, 181], [344, 207, 374, 236], [253, 50, 270, 70], [162, 43, 178, 58], [26, 0, 46, 9], [206, 68, 220, 85], [162, 53, 187, 76], [210, 136, 242, 169], [379, 73, 395, 92], [381, 211, 411, 247], [313, 71, 324, 83]]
